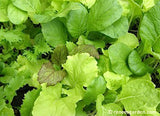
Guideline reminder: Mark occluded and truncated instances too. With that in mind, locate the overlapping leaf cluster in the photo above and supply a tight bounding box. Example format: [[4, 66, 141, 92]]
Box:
[[0, 0, 160, 116]]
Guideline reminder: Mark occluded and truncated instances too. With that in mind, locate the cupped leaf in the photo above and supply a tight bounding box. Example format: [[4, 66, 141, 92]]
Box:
[[66, 3, 88, 38], [51, 45, 68, 65], [117, 79, 160, 113], [62, 53, 98, 88], [7, 4, 28, 24], [38, 62, 66, 86], [87, 0, 122, 31], [83, 76, 106, 105], [41, 18, 68, 47], [70, 44, 99, 59], [108, 43, 132, 76], [128, 50, 153, 76]]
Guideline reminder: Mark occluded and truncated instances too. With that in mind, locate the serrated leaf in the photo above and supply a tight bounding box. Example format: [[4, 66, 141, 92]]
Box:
[[38, 62, 66, 86], [51, 45, 68, 65], [20, 89, 41, 116], [70, 44, 99, 59], [4, 75, 26, 104]]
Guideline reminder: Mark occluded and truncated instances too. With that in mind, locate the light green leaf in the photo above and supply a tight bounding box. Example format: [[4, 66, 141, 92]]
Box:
[[118, 0, 142, 23], [4, 75, 26, 104], [32, 83, 80, 116], [142, 0, 155, 12], [66, 4, 88, 38], [96, 94, 123, 116], [97, 55, 110, 75], [41, 18, 68, 47], [66, 42, 77, 53], [80, 0, 96, 8], [108, 43, 132, 76], [0, 0, 9, 22], [20, 89, 41, 116], [116, 33, 139, 49], [117, 79, 160, 112], [88, 0, 122, 31], [7, 4, 28, 24], [139, 1, 160, 57], [0, 107, 14, 116], [128, 50, 153, 76], [62, 53, 98, 88], [101, 17, 129, 38], [104, 71, 129, 90], [77, 35, 105, 49], [12, 0, 41, 12]]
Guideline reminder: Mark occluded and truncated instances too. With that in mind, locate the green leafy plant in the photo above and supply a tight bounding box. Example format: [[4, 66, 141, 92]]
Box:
[[0, 0, 160, 116]]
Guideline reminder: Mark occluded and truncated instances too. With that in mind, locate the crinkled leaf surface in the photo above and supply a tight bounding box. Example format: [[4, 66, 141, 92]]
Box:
[[62, 53, 98, 88], [104, 71, 129, 90], [117, 79, 160, 112]]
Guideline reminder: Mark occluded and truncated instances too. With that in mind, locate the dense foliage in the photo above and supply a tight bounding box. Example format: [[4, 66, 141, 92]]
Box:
[[0, 0, 160, 116]]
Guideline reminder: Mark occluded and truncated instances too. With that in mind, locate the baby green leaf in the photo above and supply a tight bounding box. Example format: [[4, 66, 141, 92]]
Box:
[[104, 71, 129, 90], [128, 50, 153, 76], [118, 79, 160, 113], [96, 94, 123, 116], [38, 62, 66, 86], [66, 3, 88, 38], [41, 19, 68, 47], [108, 43, 132, 76], [83, 76, 106, 105], [62, 53, 98, 88], [51, 45, 68, 66], [87, 0, 122, 31], [70, 44, 99, 59], [101, 17, 129, 38], [7, 4, 28, 24]]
